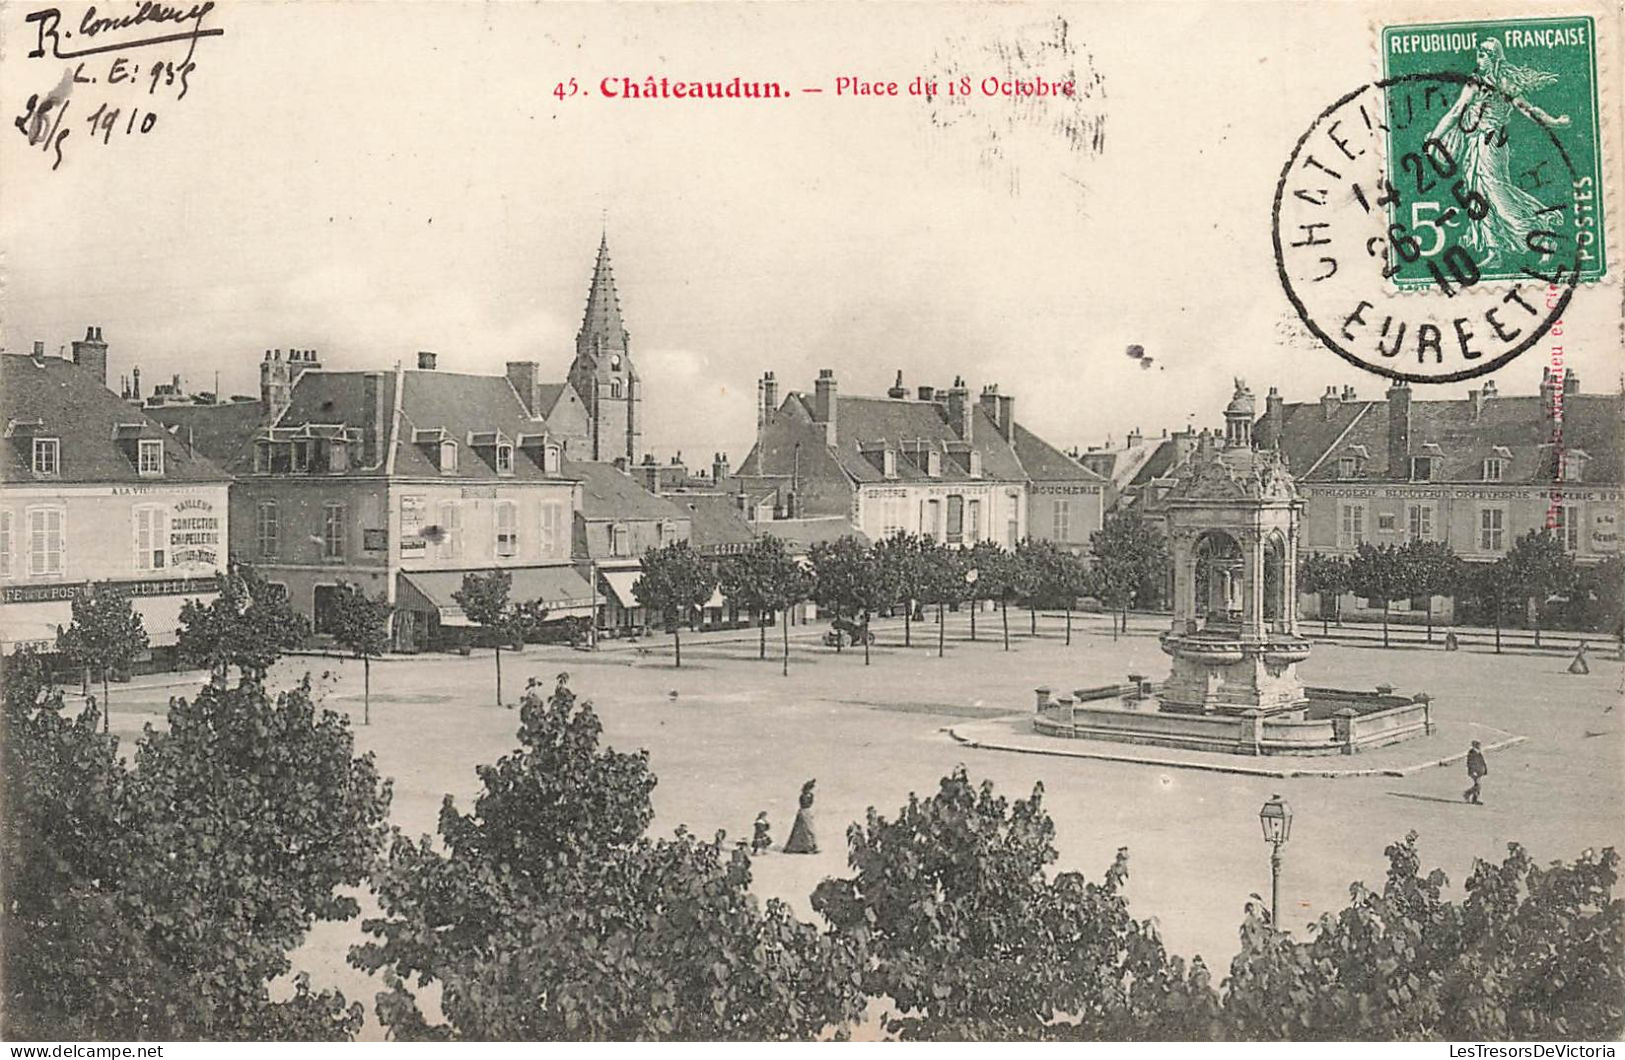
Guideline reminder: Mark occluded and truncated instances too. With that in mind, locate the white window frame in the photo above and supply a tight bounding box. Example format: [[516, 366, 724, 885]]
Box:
[[1554, 504, 1582, 551], [438, 500, 461, 559], [611, 523, 630, 557], [1409, 457, 1433, 482], [543, 445, 561, 474], [1337, 502, 1366, 549], [32, 438, 59, 476], [968, 498, 982, 542], [1053, 499, 1070, 541], [1337, 457, 1356, 478], [969, 451, 983, 479], [322, 502, 347, 559], [495, 499, 519, 558], [1376, 512, 1397, 533], [540, 501, 562, 557], [882, 449, 897, 479], [926, 499, 943, 542], [496, 443, 514, 475], [256, 501, 279, 559], [0, 510, 13, 578], [1483, 457, 1503, 482], [1407, 503, 1434, 541], [138, 439, 165, 476], [1479, 507, 1506, 552], [134, 504, 168, 571], [439, 440, 458, 473], [27, 506, 65, 577]]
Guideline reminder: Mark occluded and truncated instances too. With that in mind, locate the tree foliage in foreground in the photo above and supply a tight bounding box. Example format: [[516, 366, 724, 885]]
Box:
[[1223, 832, 1625, 1041], [1, 655, 391, 1040], [354, 674, 866, 1040], [812, 767, 1220, 1040]]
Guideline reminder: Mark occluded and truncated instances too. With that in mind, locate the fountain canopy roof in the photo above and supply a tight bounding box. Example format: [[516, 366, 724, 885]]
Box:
[[1165, 443, 1297, 505]]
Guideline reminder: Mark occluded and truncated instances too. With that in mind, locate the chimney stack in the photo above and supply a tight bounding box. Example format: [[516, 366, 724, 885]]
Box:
[[813, 368, 837, 445], [362, 371, 387, 466], [1260, 386, 1285, 449], [31, 341, 44, 358], [946, 375, 972, 441], [506, 361, 541, 416], [757, 370, 779, 454], [887, 370, 907, 400], [70, 325, 108, 385], [1565, 369, 1580, 395], [713, 451, 730, 483], [417, 351, 438, 370], [1387, 381, 1412, 479], [917, 384, 935, 402], [1321, 385, 1340, 420]]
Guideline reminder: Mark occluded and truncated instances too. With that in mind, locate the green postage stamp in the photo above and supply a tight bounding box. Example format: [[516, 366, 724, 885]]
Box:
[[1381, 16, 1605, 289]]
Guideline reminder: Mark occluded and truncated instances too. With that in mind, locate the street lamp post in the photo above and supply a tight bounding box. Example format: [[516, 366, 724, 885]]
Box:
[[1258, 793, 1293, 929]]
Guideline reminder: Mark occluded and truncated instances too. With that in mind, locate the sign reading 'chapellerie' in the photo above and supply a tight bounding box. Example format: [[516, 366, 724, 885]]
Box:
[[1, 575, 222, 605]]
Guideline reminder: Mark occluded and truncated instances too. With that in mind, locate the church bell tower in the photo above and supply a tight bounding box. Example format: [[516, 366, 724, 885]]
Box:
[[568, 234, 641, 466]]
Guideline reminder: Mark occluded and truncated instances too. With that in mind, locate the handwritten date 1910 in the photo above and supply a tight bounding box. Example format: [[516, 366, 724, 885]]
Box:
[[85, 101, 158, 144]]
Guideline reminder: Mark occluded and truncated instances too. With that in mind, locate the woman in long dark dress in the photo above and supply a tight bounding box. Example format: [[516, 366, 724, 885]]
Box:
[[784, 778, 818, 854]]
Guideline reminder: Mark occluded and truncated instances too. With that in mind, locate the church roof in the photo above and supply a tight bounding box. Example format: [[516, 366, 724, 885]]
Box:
[[577, 234, 629, 359]]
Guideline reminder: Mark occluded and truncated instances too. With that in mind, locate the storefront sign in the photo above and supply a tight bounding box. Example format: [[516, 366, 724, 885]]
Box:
[[2, 575, 221, 605]]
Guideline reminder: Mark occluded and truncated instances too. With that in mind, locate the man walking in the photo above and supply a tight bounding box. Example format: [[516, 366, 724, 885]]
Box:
[[1464, 740, 1488, 805]]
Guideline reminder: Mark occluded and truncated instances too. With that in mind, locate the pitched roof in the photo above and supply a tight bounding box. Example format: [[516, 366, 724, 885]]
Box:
[[566, 459, 687, 522], [0, 355, 229, 485], [576, 234, 630, 365], [147, 401, 268, 475], [272, 369, 572, 481], [754, 516, 866, 551], [676, 492, 757, 552], [787, 393, 1029, 484], [1272, 390, 1622, 484], [533, 382, 571, 417], [1011, 422, 1102, 482]]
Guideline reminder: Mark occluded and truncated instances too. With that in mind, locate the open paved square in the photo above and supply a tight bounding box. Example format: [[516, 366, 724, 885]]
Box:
[[99, 613, 1625, 1034]]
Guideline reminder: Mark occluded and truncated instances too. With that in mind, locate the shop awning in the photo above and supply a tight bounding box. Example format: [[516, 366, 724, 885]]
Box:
[[400, 567, 597, 626], [601, 569, 643, 609], [703, 587, 726, 610]]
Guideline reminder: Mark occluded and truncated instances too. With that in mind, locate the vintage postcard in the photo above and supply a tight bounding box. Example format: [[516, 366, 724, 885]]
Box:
[[2, 0, 1621, 1048]]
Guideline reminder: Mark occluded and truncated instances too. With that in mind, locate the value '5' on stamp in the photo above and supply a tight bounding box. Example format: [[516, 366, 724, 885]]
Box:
[[1382, 16, 1605, 289]]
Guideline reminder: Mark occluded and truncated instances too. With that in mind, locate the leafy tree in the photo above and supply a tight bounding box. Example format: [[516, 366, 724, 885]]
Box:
[[1347, 544, 1409, 648], [1223, 832, 1624, 1041], [328, 581, 394, 725], [178, 562, 311, 688], [56, 581, 149, 732], [1397, 540, 1463, 645], [812, 767, 1220, 1040], [809, 536, 891, 665], [1013, 538, 1071, 637], [872, 532, 929, 648], [1503, 529, 1578, 649], [454, 569, 549, 705], [717, 536, 810, 669], [966, 540, 1011, 648], [1089, 511, 1170, 637], [2, 655, 391, 1039], [1297, 552, 1352, 637], [921, 539, 970, 657], [1577, 554, 1624, 651], [354, 675, 867, 1039], [1466, 559, 1517, 654], [633, 542, 717, 669]]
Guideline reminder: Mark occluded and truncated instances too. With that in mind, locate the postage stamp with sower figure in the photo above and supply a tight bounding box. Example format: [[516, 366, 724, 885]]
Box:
[[1382, 16, 1605, 289]]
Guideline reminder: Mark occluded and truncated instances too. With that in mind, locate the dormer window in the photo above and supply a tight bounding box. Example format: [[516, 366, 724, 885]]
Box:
[[1337, 456, 1357, 478], [439, 440, 458, 473], [31, 438, 59, 476], [1482, 457, 1504, 482], [1559, 450, 1587, 483], [293, 440, 311, 472], [883, 448, 897, 478], [543, 444, 561, 474], [926, 449, 942, 478], [969, 450, 983, 479], [138, 439, 164, 476], [496, 443, 514, 474], [1409, 456, 1433, 482]]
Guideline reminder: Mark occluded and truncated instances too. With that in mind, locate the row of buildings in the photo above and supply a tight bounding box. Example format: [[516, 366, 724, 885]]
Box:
[[0, 239, 1107, 661], [4, 235, 1617, 662]]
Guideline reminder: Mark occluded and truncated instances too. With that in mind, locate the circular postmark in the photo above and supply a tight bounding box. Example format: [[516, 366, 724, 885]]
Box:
[[1274, 71, 1582, 384]]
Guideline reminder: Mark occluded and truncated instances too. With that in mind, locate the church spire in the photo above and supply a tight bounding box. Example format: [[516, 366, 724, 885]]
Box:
[[577, 232, 629, 363]]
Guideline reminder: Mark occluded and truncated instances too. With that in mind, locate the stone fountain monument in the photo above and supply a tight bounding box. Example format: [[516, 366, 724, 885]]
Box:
[[1033, 381, 1432, 756]]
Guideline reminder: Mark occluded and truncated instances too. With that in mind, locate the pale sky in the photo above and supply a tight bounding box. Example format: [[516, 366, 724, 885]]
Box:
[[3, 1, 1619, 462]]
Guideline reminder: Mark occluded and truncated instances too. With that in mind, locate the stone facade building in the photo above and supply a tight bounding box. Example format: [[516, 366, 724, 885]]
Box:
[[1, 341, 230, 663], [733, 369, 1103, 552]]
